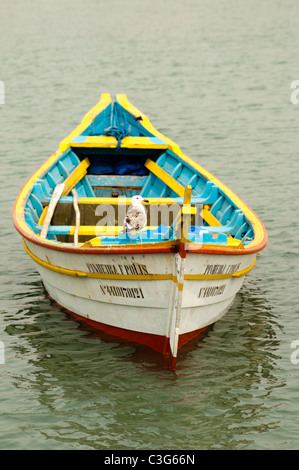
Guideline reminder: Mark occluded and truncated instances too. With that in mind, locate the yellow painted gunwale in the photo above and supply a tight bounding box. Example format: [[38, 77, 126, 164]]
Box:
[[22, 238, 256, 281], [70, 135, 169, 150]]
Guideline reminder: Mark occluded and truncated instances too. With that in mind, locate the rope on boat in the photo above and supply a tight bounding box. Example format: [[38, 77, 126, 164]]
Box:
[[104, 101, 129, 150]]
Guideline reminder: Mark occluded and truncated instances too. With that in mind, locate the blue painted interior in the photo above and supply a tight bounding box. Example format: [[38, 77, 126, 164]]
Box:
[[24, 98, 254, 245], [99, 225, 230, 246]]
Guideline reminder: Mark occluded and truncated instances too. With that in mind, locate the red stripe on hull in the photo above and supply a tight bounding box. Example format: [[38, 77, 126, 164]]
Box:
[[68, 311, 212, 364], [48, 297, 212, 368], [69, 311, 211, 356], [65, 310, 172, 356], [178, 326, 211, 349]]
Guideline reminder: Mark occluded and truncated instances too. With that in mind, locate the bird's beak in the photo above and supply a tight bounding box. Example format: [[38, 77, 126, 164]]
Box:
[[143, 199, 149, 203]]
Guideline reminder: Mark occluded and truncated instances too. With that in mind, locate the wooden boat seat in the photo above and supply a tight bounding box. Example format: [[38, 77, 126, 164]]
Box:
[[143, 158, 185, 197], [86, 174, 147, 198], [63, 157, 90, 195]]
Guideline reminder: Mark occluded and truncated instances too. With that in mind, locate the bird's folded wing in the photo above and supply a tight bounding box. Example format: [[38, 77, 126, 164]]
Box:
[[124, 208, 146, 230]]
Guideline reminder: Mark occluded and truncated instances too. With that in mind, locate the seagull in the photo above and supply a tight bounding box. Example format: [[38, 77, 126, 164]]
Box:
[[122, 195, 149, 243]]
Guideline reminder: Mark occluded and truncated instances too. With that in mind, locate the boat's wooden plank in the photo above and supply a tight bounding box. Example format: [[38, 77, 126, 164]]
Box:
[[61, 157, 90, 196], [40, 183, 66, 239], [70, 135, 169, 149], [37, 225, 160, 236], [39, 206, 48, 225], [144, 159, 185, 197], [181, 185, 192, 241], [162, 185, 195, 240], [44, 196, 205, 205], [71, 188, 80, 247], [86, 175, 147, 187], [200, 204, 222, 227], [170, 185, 193, 369]]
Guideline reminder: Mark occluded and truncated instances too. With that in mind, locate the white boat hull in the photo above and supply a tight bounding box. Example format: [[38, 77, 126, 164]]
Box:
[[24, 239, 254, 364]]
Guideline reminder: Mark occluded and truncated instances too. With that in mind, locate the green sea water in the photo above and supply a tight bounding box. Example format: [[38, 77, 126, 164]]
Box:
[[1, 0, 299, 450]]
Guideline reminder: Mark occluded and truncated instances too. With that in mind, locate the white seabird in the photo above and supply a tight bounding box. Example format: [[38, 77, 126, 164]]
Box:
[[122, 195, 149, 242]]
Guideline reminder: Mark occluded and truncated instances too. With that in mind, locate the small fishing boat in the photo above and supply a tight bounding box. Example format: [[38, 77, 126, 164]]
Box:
[[13, 93, 267, 369]]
